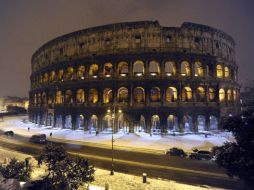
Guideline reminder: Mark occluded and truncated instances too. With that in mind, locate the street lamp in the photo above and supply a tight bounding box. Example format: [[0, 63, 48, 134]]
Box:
[[107, 106, 122, 175]]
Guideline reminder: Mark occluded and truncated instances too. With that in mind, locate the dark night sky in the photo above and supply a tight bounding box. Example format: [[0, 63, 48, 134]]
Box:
[[0, 0, 253, 97]]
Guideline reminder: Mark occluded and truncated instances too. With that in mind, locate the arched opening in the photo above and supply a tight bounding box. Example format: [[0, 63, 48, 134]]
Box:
[[41, 114, 46, 125], [89, 64, 99, 77], [43, 73, 49, 83], [227, 89, 232, 102], [65, 90, 73, 104], [216, 65, 223, 78], [183, 115, 193, 132], [76, 89, 85, 104], [151, 115, 161, 133], [55, 115, 62, 128], [210, 116, 218, 130], [76, 114, 85, 130], [219, 88, 225, 103], [89, 115, 98, 132], [194, 61, 203, 77], [49, 71, 55, 82], [103, 62, 113, 77], [65, 67, 74, 80], [181, 61, 191, 76], [150, 87, 160, 102], [233, 89, 236, 102], [134, 87, 145, 103], [88, 89, 98, 104], [77, 65, 85, 79], [117, 87, 128, 103], [136, 115, 146, 132], [165, 61, 176, 76], [197, 115, 206, 131], [149, 60, 160, 76], [167, 115, 178, 132], [55, 91, 63, 104], [224, 66, 230, 78], [37, 93, 41, 105], [196, 87, 205, 102], [117, 61, 128, 76], [65, 115, 72, 129], [102, 115, 112, 132], [133, 60, 144, 76], [182, 87, 192, 102], [58, 69, 64, 81], [103, 88, 113, 103], [47, 113, 53, 126], [166, 87, 177, 102], [42, 92, 47, 105], [208, 88, 215, 101]]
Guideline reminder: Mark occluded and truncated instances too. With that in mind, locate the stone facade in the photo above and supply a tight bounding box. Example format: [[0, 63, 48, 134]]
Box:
[[29, 21, 240, 134]]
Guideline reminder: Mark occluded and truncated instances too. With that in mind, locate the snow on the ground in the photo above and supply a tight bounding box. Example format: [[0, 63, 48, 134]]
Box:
[[0, 115, 234, 152], [0, 146, 224, 190]]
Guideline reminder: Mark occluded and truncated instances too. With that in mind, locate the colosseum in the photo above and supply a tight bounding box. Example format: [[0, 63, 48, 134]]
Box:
[[29, 20, 240, 134]]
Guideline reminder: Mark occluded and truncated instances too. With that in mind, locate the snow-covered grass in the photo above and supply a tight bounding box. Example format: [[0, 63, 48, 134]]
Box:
[[0, 115, 234, 153], [0, 146, 224, 190]]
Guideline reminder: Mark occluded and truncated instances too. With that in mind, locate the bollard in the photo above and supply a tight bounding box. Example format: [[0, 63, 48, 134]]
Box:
[[142, 173, 147, 183]]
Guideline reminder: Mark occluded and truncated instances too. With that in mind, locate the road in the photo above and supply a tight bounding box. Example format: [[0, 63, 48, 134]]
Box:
[[0, 132, 245, 189]]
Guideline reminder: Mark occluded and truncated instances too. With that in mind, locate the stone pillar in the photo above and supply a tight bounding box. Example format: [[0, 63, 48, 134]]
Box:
[[71, 114, 76, 130], [129, 61, 133, 77], [192, 115, 198, 132], [145, 60, 149, 77], [62, 114, 66, 129], [205, 114, 210, 131], [53, 114, 56, 128]]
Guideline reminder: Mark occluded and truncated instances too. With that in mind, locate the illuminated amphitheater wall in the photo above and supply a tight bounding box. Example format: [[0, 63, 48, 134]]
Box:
[[29, 21, 240, 133]]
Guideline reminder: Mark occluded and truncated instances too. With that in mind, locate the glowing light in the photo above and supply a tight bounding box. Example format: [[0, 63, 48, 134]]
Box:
[[118, 109, 122, 113], [81, 76, 84, 80], [166, 73, 172, 76], [105, 74, 111, 77], [181, 73, 186, 76], [136, 73, 142, 76], [92, 75, 97, 78], [150, 72, 157, 76], [120, 73, 127, 77]]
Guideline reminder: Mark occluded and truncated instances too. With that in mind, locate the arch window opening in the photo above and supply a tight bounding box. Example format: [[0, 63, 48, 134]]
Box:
[[103, 88, 113, 103], [151, 115, 161, 134], [182, 87, 192, 102], [219, 88, 225, 103], [208, 88, 215, 101], [233, 89, 236, 102], [89, 64, 99, 78], [55, 91, 63, 104], [65, 115, 72, 129], [58, 69, 64, 81], [65, 90, 73, 104], [181, 61, 191, 76], [197, 115, 206, 131], [88, 89, 98, 104], [103, 62, 113, 77], [167, 115, 178, 132], [149, 60, 160, 76], [183, 115, 193, 132], [194, 61, 204, 77], [166, 87, 177, 102], [49, 71, 56, 82], [165, 61, 176, 76], [77, 65, 85, 79], [196, 87, 205, 102], [102, 115, 113, 132], [216, 65, 223, 78], [118, 61, 128, 76], [134, 87, 145, 103], [89, 115, 98, 132], [55, 115, 62, 128], [66, 67, 74, 80], [43, 73, 49, 83], [47, 113, 53, 126], [224, 66, 230, 78], [76, 89, 85, 104], [150, 87, 161, 102], [135, 115, 146, 132], [227, 89, 232, 102], [210, 116, 218, 130], [117, 87, 128, 103], [76, 114, 85, 130], [133, 60, 144, 76]]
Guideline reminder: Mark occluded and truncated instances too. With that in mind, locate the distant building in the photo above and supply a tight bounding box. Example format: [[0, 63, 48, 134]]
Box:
[[0, 96, 29, 112], [240, 81, 254, 111]]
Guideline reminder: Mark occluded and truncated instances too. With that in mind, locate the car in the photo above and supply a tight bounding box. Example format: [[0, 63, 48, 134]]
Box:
[[30, 134, 47, 144], [166, 147, 187, 158], [189, 150, 212, 160], [4, 131, 14, 136]]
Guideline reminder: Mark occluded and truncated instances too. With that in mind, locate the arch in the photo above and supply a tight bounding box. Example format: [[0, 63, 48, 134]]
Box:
[[150, 87, 160, 102], [43, 73, 49, 83], [49, 70, 55, 82], [58, 69, 64, 81], [219, 88, 225, 102], [65, 67, 74, 80], [165, 61, 176, 76], [88, 89, 98, 103], [181, 61, 191, 76], [227, 89, 232, 102], [208, 88, 215, 101], [37, 93, 41, 105], [117, 87, 128, 102], [89, 115, 98, 132], [167, 115, 178, 132], [149, 60, 160, 76], [77, 65, 85, 79], [197, 115, 206, 131], [76, 114, 85, 130], [55, 115, 62, 128], [134, 87, 145, 103], [151, 115, 161, 133], [133, 60, 144, 76], [210, 115, 218, 130], [103, 88, 113, 103], [216, 65, 223, 78], [65, 90, 73, 104], [137, 115, 146, 132], [54, 91, 61, 104], [224, 66, 230, 78], [102, 115, 112, 132], [103, 62, 113, 77], [233, 89, 237, 102], [89, 64, 99, 76], [182, 87, 192, 102], [47, 113, 53, 126], [166, 87, 177, 102], [194, 61, 203, 77], [76, 89, 85, 104], [183, 115, 193, 132], [196, 87, 205, 102], [65, 115, 72, 129], [117, 61, 128, 76]]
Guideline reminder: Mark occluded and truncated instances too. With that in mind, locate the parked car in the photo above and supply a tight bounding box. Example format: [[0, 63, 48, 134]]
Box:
[[4, 131, 14, 136], [30, 134, 47, 144], [189, 150, 212, 160], [166, 147, 187, 158]]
